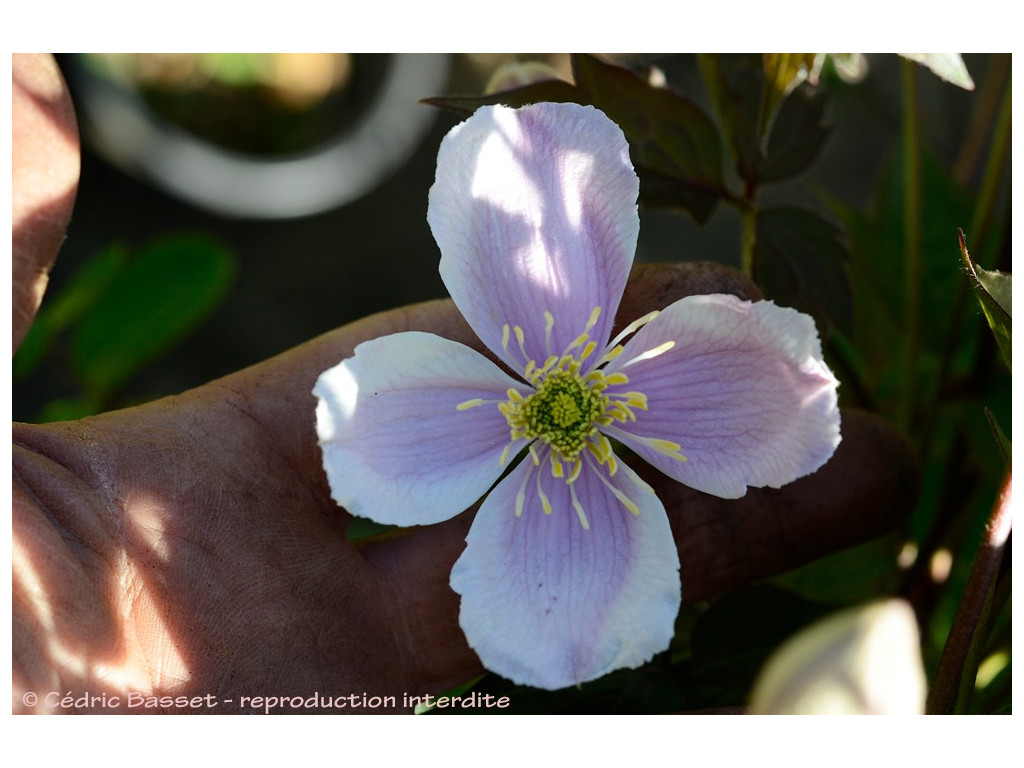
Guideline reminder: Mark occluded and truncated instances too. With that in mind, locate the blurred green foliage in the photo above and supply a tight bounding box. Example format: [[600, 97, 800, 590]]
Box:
[[14, 233, 235, 422]]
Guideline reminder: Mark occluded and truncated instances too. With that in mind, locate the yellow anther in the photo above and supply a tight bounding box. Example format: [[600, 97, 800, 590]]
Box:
[[513, 325, 528, 360], [569, 482, 590, 530], [628, 434, 688, 462], [537, 475, 553, 515], [597, 345, 624, 366], [564, 332, 590, 355], [456, 398, 484, 411], [616, 391, 648, 410], [529, 443, 542, 465], [550, 454, 564, 478]]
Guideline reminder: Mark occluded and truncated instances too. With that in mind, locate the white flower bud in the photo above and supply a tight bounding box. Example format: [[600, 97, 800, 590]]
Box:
[[750, 599, 926, 714]]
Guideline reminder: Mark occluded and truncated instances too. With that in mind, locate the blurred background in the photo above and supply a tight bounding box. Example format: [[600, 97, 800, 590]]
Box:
[[13, 53, 990, 422]]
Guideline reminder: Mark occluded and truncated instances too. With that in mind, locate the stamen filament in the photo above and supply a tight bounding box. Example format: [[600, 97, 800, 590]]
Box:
[[605, 427, 688, 463], [544, 310, 555, 357], [513, 325, 529, 362], [529, 442, 543, 465], [588, 455, 640, 516], [606, 310, 660, 350], [514, 462, 533, 518], [569, 482, 590, 530], [536, 472, 553, 515], [619, 340, 676, 368]]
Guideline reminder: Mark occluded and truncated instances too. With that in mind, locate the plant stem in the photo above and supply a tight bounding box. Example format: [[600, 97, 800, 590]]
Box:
[[926, 468, 1013, 714], [953, 54, 1011, 186], [739, 202, 756, 279], [899, 59, 922, 434], [968, 77, 1012, 267]]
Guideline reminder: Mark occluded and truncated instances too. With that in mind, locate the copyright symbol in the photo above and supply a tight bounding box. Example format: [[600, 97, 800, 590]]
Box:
[[22, 692, 38, 707]]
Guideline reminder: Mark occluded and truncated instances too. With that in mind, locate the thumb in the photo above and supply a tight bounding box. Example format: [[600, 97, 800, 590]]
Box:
[[12, 53, 80, 351]]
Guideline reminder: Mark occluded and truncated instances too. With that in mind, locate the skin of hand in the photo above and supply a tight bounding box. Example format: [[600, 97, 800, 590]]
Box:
[[12, 55, 918, 714]]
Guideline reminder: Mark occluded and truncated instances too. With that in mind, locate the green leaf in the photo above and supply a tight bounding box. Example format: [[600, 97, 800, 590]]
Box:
[[959, 229, 1011, 371], [825, 151, 976, 405], [345, 516, 398, 542], [757, 80, 831, 183], [689, 586, 830, 703], [71, 234, 235, 399], [14, 243, 129, 379], [760, 53, 822, 135], [772, 537, 903, 604], [425, 54, 727, 222], [754, 206, 852, 336], [697, 53, 763, 184], [414, 674, 487, 714], [699, 54, 831, 187], [984, 407, 1011, 464]]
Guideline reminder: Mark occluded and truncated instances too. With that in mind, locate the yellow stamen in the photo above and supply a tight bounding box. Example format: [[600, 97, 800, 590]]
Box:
[[536, 472, 553, 515], [620, 340, 676, 368], [569, 482, 589, 530]]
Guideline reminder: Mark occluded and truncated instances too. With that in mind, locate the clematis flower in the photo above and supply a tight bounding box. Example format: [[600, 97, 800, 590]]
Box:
[[313, 102, 841, 690]]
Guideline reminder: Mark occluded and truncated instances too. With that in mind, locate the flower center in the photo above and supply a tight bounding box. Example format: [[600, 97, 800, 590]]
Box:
[[456, 305, 684, 494], [506, 367, 609, 460]]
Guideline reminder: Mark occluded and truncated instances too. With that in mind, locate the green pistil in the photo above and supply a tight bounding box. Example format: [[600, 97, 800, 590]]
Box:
[[515, 369, 608, 459]]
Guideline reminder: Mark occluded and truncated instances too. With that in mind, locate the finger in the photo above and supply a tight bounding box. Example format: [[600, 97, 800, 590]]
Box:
[[12, 53, 80, 351], [648, 408, 918, 602]]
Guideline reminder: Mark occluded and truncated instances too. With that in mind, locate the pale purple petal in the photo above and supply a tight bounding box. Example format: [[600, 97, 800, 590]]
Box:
[[450, 451, 680, 690], [429, 103, 639, 371], [313, 332, 527, 525], [604, 295, 841, 498]]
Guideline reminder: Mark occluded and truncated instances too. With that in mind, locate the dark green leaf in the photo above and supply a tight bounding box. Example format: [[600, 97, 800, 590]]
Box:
[[772, 536, 903, 604], [71, 234, 235, 399], [760, 54, 821, 132], [697, 53, 763, 185], [959, 229, 1011, 371], [425, 54, 727, 222], [699, 54, 830, 187], [825, 152, 976, 404], [757, 81, 831, 182], [345, 516, 398, 542], [984, 407, 1011, 464], [689, 586, 831, 702], [754, 206, 852, 336], [14, 243, 129, 379]]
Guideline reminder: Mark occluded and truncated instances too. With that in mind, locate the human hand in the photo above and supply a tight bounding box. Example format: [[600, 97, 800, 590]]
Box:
[[12, 55, 917, 714]]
